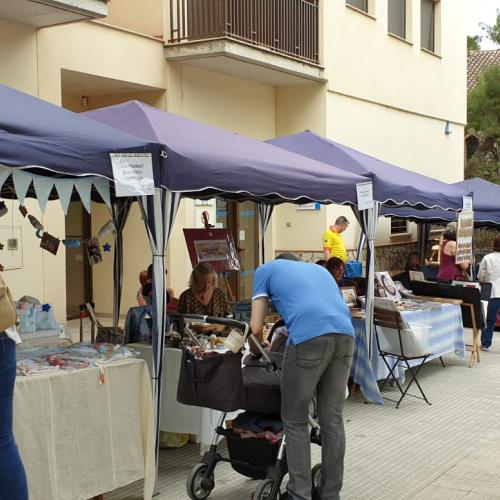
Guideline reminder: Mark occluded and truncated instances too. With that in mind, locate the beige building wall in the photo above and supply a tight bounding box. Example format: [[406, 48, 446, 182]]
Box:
[[0, 21, 67, 320], [167, 65, 276, 299]]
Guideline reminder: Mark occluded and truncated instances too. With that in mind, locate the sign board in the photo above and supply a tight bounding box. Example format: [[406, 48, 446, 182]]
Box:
[[110, 153, 154, 197], [356, 182, 374, 211], [297, 203, 321, 210], [462, 196, 473, 212], [456, 211, 474, 265]]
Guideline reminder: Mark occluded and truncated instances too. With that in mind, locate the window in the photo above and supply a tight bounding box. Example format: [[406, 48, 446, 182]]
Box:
[[421, 0, 435, 51], [391, 217, 408, 235], [388, 0, 406, 38], [347, 0, 368, 12]]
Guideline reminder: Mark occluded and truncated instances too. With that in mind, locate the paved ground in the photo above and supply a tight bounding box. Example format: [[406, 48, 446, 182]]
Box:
[[69, 320, 500, 499]]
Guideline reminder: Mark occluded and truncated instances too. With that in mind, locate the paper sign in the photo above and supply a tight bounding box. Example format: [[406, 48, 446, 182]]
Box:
[[462, 196, 473, 212], [110, 153, 154, 197], [297, 203, 321, 210], [356, 182, 374, 211], [456, 211, 474, 265]]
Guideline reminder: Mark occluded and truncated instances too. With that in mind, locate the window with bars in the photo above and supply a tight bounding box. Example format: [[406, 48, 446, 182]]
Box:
[[347, 0, 368, 12], [421, 0, 435, 51], [391, 217, 408, 234], [388, 0, 406, 38]]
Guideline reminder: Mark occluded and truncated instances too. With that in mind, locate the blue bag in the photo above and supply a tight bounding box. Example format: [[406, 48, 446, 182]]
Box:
[[344, 260, 362, 279]]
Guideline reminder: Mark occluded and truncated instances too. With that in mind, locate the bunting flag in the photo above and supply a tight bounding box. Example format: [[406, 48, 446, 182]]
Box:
[[0, 164, 111, 214]]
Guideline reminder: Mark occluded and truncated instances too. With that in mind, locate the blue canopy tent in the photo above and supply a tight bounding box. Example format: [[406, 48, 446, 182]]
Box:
[[84, 100, 373, 487], [381, 177, 500, 272], [0, 84, 169, 499], [381, 177, 500, 227], [268, 130, 470, 359]]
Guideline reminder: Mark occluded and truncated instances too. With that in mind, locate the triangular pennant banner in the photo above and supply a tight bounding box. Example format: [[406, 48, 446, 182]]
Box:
[[92, 178, 111, 210], [0, 165, 12, 191], [74, 178, 93, 213], [12, 170, 33, 206], [54, 179, 75, 215], [33, 176, 54, 214]]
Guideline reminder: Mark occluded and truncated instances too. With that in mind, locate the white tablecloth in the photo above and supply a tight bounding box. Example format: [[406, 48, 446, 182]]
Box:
[[131, 344, 237, 450], [14, 358, 155, 500]]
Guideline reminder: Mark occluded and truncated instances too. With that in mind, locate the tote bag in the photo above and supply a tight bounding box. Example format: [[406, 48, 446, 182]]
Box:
[[0, 275, 17, 332]]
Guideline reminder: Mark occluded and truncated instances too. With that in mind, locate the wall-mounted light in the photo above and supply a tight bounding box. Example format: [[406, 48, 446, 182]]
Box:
[[98, 220, 116, 238], [445, 121, 453, 135]]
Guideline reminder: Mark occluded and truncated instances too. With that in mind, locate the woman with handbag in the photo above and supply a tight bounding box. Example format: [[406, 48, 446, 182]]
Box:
[[0, 273, 29, 500]]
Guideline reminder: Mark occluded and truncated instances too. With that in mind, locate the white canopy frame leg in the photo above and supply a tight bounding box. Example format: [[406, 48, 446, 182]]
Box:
[[257, 202, 274, 264], [353, 202, 381, 359], [139, 188, 181, 494]]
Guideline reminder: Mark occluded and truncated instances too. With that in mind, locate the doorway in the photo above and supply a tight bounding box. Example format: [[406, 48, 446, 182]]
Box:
[[65, 202, 92, 318], [216, 200, 259, 301]]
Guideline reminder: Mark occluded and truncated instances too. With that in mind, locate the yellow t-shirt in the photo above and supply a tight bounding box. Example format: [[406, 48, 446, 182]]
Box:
[[323, 228, 348, 262]]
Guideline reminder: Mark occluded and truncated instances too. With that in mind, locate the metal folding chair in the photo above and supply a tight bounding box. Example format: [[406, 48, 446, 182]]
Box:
[[374, 307, 432, 409]]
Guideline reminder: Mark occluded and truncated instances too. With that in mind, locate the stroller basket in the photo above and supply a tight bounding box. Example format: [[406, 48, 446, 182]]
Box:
[[221, 428, 281, 480], [175, 313, 280, 413]]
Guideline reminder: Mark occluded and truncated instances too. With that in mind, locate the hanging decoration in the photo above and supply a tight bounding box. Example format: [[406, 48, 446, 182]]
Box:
[[0, 164, 111, 215], [85, 237, 103, 265], [40, 232, 60, 256], [18, 205, 27, 217], [102, 243, 112, 252], [0, 201, 7, 217]]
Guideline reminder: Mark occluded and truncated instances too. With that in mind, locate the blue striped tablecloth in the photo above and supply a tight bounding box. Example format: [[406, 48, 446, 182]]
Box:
[[351, 318, 384, 404], [350, 303, 465, 404], [371, 303, 466, 381]]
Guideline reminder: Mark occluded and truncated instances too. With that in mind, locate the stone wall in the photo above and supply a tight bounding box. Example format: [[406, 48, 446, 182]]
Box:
[[276, 241, 418, 272]]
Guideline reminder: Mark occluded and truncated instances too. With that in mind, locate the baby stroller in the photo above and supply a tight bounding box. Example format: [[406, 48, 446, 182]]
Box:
[[174, 314, 322, 500]]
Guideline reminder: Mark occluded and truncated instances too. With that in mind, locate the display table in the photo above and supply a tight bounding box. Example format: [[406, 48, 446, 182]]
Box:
[[14, 358, 155, 500], [371, 302, 466, 380], [131, 343, 239, 451]]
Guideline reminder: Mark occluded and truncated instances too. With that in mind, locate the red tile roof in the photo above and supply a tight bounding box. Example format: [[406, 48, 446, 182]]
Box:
[[467, 49, 500, 91]]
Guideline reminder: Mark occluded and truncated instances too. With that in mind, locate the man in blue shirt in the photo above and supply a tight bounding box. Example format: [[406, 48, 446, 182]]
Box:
[[250, 254, 354, 500]]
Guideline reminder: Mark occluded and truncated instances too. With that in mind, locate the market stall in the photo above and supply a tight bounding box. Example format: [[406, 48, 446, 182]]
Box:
[[268, 130, 470, 359], [0, 84, 167, 499], [84, 100, 374, 475]]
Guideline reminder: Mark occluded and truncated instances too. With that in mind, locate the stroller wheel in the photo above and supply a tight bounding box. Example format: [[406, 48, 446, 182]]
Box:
[[252, 478, 275, 500], [186, 463, 214, 500], [311, 463, 322, 492]]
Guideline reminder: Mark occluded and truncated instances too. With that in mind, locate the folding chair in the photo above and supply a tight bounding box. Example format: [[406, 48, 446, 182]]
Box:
[[374, 305, 432, 408], [84, 303, 124, 344]]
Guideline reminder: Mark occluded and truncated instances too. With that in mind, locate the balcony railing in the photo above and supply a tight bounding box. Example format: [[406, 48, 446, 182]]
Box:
[[168, 0, 319, 65]]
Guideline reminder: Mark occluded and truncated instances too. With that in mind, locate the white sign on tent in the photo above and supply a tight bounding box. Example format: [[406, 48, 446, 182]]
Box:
[[110, 153, 155, 197]]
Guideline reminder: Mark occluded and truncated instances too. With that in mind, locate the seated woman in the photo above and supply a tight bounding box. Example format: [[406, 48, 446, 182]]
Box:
[[176, 262, 230, 317], [392, 252, 421, 289]]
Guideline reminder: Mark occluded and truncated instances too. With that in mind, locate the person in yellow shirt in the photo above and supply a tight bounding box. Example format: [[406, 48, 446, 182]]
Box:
[[323, 216, 349, 262]]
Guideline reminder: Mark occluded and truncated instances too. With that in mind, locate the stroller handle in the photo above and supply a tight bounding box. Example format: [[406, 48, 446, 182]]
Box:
[[170, 313, 249, 333]]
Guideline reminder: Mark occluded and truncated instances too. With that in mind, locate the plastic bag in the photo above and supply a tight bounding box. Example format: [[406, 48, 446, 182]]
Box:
[[16, 302, 37, 333], [35, 305, 59, 330], [344, 260, 362, 279]]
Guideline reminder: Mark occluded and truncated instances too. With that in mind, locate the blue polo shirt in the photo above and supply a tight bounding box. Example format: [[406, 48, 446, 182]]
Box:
[[252, 259, 354, 345]]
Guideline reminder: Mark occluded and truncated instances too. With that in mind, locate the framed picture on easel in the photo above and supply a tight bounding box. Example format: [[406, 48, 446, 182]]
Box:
[[183, 228, 240, 273]]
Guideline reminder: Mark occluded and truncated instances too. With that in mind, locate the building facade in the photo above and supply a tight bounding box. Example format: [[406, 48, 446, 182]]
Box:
[[0, 0, 466, 318]]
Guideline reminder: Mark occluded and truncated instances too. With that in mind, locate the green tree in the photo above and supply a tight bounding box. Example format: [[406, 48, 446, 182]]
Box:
[[468, 65, 500, 138], [467, 35, 481, 51], [466, 65, 500, 183], [480, 9, 500, 46]]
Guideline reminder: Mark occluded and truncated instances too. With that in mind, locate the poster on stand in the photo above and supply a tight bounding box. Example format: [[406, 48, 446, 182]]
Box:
[[183, 229, 240, 273], [456, 211, 474, 265], [375, 271, 401, 301]]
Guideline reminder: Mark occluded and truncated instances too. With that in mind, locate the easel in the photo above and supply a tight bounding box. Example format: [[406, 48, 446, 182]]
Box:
[[200, 210, 236, 303]]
